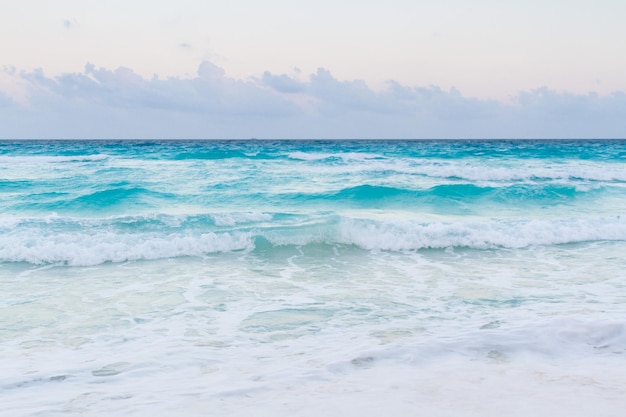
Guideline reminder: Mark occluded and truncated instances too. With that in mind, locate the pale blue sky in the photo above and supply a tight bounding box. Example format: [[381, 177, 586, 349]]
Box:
[[1, 1, 625, 138]]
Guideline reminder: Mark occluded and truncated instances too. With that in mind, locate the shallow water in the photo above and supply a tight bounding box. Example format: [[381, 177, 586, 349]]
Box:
[[1, 140, 625, 416]]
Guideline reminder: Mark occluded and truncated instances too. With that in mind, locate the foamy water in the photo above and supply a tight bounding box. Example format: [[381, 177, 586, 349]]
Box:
[[1, 140, 625, 416]]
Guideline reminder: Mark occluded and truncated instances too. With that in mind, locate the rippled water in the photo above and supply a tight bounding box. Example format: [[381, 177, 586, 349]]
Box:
[[1, 140, 625, 416]]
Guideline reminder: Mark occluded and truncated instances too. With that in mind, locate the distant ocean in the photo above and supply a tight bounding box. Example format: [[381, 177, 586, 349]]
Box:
[[2, 139, 625, 416]]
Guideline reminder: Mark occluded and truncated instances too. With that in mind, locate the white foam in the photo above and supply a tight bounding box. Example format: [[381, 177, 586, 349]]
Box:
[[2, 240, 625, 417], [340, 216, 626, 250], [287, 151, 381, 162], [212, 212, 272, 227], [265, 215, 626, 251], [298, 157, 626, 183], [0, 231, 254, 266], [3, 215, 626, 265], [287, 151, 335, 161], [357, 318, 626, 362]]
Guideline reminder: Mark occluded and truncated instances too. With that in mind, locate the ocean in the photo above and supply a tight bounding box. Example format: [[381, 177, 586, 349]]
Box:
[[1, 139, 625, 416]]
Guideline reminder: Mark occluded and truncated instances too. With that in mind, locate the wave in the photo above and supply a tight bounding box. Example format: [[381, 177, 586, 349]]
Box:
[[2, 214, 625, 266], [285, 183, 600, 206], [293, 157, 626, 183], [3, 146, 625, 185], [172, 150, 280, 160], [428, 183, 494, 198], [70, 187, 175, 208], [0, 231, 253, 266], [10, 187, 178, 212], [333, 216, 626, 251], [6, 181, 602, 216], [0, 212, 276, 231], [426, 164, 626, 183], [0, 179, 35, 191], [330, 185, 414, 200], [334, 318, 626, 366], [0, 154, 109, 163], [286, 151, 383, 162]]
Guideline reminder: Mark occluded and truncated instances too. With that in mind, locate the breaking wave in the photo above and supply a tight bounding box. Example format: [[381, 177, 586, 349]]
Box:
[[2, 214, 625, 266]]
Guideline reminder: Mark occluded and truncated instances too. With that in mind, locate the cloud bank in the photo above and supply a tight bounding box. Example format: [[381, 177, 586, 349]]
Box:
[[1, 62, 625, 139]]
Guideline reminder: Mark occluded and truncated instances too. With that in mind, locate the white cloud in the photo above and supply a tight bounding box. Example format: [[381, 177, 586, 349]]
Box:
[[1, 62, 625, 139]]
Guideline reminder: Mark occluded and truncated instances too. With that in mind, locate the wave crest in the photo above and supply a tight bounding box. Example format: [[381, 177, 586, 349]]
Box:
[[0, 231, 253, 266], [2, 214, 625, 266]]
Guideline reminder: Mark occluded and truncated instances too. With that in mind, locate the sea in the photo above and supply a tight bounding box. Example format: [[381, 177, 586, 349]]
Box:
[[1, 139, 625, 416]]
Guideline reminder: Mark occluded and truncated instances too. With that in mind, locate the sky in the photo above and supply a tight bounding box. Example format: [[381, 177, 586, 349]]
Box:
[[1, 0, 626, 139]]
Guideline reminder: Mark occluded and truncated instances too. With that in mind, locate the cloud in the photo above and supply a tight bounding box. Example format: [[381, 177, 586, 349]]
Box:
[[261, 71, 306, 94], [1, 62, 625, 139], [63, 19, 78, 29], [506, 88, 626, 138], [17, 62, 295, 117], [0, 91, 13, 107], [261, 69, 500, 119]]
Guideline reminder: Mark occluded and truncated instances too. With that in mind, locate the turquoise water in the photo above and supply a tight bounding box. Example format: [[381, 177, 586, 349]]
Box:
[[1, 140, 625, 416]]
